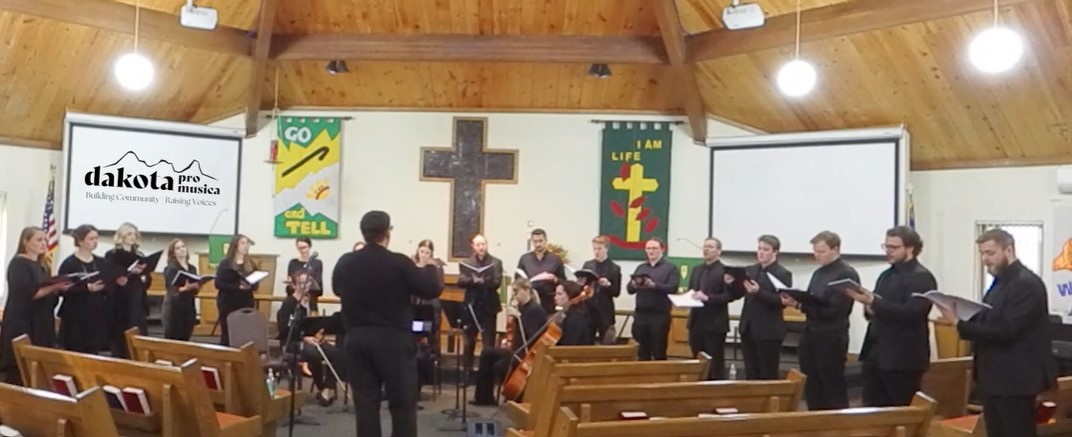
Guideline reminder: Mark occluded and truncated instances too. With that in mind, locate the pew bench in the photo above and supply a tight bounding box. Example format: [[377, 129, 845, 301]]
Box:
[[545, 345, 637, 364], [12, 335, 261, 437], [503, 353, 712, 429], [519, 368, 806, 437], [930, 376, 1072, 437], [523, 392, 936, 437], [919, 357, 973, 419], [0, 383, 119, 437], [124, 328, 300, 435]]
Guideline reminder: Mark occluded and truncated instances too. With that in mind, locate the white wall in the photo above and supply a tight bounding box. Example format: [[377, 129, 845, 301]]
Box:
[[0, 144, 62, 302]]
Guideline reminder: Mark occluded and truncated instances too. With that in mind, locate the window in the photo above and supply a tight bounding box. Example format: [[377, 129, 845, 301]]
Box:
[[975, 221, 1044, 299]]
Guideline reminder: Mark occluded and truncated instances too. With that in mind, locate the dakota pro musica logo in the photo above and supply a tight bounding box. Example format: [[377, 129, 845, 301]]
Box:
[[84, 151, 222, 195]]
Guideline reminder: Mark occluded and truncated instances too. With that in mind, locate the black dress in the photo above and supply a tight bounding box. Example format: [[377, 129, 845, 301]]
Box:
[[1, 256, 58, 381], [162, 263, 198, 341], [215, 258, 257, 346], [105, 247, 152, 358], [57, 254, 109, 354]]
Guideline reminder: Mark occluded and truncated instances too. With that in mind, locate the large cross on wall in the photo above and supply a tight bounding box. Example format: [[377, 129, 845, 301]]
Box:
[[420, 118, 518, 260]]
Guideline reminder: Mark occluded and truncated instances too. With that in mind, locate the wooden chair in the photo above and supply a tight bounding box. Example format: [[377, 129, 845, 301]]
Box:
[[503, 352, 712, 429], [124, 328, 301, 436], [12, 335, 261, 437], [545, 345, 637, 364], [919, 357, 973, 419], [930, 376, 1072, 437], [0, 383, 119, 437], [522, 392, 936, 437], [521, 368, 806, 437]]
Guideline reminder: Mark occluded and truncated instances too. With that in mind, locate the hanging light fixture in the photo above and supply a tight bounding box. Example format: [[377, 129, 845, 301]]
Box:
[[969, 0, 1024, 74], [114, 0, 155, 91], [775, 0, 817, 97]]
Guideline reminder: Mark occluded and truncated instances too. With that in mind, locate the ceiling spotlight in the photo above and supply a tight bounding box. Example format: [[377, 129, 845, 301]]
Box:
[[326, 60, 349, 75], [588, 63, 611, 79]]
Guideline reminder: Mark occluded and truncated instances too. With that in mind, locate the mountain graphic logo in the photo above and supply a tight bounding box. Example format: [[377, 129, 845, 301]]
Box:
[[84, 150, 222, 195]]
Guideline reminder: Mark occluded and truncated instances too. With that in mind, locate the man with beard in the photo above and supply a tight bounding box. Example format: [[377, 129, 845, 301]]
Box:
[[516, 229, 566, 314], [686, 237, 742, 379], [780, 231, 858, 410], [843, 226, 936, 407], [739, 234, 792, 380], [581, 236, 621, 344], [937, 228, 1055, 437], [456, 234, 504, 372]]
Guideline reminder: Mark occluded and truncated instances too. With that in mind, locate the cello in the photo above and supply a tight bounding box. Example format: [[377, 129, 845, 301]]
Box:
[[499, 284, 593, 401]]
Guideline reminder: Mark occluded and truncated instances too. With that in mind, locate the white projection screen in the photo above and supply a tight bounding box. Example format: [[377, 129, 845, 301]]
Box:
[[708, 127, 908, 256], [63, 112, 243, 236]]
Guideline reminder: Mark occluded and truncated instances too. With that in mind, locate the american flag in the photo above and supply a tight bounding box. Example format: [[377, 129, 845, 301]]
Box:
[[42, 164, 58, 272]]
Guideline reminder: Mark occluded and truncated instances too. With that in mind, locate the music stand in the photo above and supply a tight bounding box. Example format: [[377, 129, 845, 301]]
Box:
[[438, 301, 479, 431]]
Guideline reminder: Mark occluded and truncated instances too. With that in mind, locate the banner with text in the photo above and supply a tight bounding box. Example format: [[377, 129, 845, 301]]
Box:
[[1053, 205, 1072, 314], [273, 117, 343, 239], [599, 121, 673, 260]]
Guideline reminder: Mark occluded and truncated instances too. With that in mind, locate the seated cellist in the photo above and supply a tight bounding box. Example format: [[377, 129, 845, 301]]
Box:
[[471, 279, 546, 406], [554, 280, 597, 346]]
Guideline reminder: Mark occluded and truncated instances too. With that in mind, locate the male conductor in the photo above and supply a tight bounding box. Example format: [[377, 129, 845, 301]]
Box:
[[333, 211, 443, 437]]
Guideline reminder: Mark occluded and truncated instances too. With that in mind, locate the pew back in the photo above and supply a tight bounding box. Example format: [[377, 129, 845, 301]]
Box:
[[124, 328, 293, 426], [0, 383, 119, 437], [547, 393, 936, 437], [12, 335, 260, 437], [546, 345, 637, 364], [919, 357, 972, 419]]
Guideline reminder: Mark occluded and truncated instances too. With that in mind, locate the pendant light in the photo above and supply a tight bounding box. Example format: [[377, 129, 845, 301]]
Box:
[[114, 0, 155, 91], [969, 0, 1024, 74], [776, 0, 817, 97]]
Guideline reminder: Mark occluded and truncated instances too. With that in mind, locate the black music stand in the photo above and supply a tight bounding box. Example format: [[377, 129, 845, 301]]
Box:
[[438, 301, 479, 431]]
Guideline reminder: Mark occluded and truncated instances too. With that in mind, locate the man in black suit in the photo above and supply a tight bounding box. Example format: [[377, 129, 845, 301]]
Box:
[[845, 226, 937, 407], [582, 235, 622, 344], [456, 234, 504, 372], [627, 238, 681, 361], [332, 211, 443, 437], [686, 237, 743, 379], [516, 228, 566, 315], [938, 228, 1056, 437], [781, 231, 859, 410], [740, 234, 792, 380]]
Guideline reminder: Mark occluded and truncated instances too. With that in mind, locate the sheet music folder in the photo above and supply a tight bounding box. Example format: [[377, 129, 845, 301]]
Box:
[[296, 314, 344, 336]]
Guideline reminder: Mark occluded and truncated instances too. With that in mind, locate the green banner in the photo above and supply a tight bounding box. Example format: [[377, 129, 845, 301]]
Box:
[[667, 256, 703, 294], [207, 235, 230, 269], [599, 122, 673, 260], [273, 117, 343, 239]]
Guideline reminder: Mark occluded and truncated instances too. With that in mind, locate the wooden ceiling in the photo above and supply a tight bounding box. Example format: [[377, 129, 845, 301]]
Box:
[[0, 0, 1069, 170]]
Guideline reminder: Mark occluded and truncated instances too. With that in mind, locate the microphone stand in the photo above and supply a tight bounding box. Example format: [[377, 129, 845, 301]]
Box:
[[280, 297, 320, 434]]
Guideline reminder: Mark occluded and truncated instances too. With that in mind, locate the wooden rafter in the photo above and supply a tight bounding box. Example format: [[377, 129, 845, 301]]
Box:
[[687, 0, 1045, 62], [245, 0, 278, 136], [652, 0, 707, 142], [270, 34, 669, 64], [0, 0, 251, 56]]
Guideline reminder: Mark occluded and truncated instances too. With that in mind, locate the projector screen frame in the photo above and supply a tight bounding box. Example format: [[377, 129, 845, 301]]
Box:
[[705, 126, 909, 257], [61, 113, 244, 237]]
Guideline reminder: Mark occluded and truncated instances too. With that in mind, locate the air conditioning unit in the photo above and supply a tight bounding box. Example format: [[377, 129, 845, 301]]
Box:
[[1058, 166, 1072, 194]]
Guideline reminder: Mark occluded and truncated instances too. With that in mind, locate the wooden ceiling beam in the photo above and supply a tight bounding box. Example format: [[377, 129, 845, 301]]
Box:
[[245, 0, 278, 137], [0, 0, 252, 56], [270, 34, 669, 64], [687, 0, 1044, 62], [652, 0, 707, 142]]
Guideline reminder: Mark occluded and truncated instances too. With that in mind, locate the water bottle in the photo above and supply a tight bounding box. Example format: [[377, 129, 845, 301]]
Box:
[[266, 370, 277, 397], [728, 363, 737, 380]]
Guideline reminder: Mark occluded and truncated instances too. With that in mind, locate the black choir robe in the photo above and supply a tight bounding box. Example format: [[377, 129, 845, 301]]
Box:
[[162, 263, 198, 341], [1, 256, 58, 373], [57, 254, 113, 353]]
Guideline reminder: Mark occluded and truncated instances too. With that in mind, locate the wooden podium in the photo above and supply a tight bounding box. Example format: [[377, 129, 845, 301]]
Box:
[[191, 253, 279, 337]]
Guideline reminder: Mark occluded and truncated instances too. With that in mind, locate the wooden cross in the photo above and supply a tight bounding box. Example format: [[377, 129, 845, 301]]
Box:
[[421, 117, 518, 260]]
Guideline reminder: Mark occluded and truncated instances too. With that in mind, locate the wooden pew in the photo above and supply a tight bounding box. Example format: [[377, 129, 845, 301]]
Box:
[[930, 376, 1072, 437], [124, 329, 300, 436], [530, 393, 936, 437], [521, 368, 806, 437], [503, 352, 712, 429], [0, 383, 119, 437], [919, 357, 973, 419], [546, 345, 636, 364], [12, 335, 261, 437]]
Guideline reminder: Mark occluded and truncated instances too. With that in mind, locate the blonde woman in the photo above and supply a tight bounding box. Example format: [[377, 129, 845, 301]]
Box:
[[471, 279, 545, 406], [104, 222, 151, 358]]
